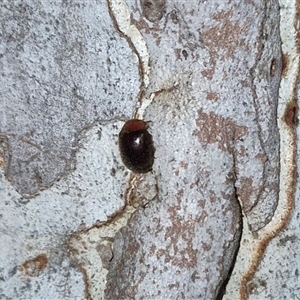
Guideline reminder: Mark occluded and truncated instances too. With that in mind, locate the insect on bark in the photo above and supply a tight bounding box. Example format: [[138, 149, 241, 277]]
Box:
[[119, 119, 155, 173]]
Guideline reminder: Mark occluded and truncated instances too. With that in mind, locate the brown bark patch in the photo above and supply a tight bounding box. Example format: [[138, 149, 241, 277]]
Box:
[[163, 191, 198, 269], [281, 53, 290, 78], [206, 92, 220, 102], [237, 177, 256, 212], [193, 109, 248, 152], [202, 10, 250, 60], [22, 254, 48, 277], [284, 100, 299, 128]]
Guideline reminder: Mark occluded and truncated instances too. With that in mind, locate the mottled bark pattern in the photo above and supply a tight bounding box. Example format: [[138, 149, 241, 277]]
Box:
[[105, 0, 281, 298]]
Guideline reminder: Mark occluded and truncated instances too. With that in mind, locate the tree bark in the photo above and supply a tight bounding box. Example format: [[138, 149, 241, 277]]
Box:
[[0, 0, 298, 299]]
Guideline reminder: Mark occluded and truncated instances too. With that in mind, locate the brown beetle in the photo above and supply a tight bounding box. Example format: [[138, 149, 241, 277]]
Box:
[[119, 119, 155, 173]]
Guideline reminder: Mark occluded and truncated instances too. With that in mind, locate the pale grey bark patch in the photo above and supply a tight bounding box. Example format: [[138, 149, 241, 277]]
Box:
[[0, 0, 140, 195], [0, 121, 128, 299]]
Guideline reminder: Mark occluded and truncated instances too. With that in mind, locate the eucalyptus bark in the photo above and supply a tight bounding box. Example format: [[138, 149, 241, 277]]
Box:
[[0, 1, 299, 300]]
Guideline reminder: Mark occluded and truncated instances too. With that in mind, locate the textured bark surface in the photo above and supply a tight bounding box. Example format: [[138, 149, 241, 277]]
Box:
[[105, 0, 281, 298], [0, 0, 139, 195], [1, 0, 299, 299]]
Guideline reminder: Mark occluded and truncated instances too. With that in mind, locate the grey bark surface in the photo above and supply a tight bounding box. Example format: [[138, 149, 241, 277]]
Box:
[[105, 0, 281, 298], [1, 0, 296, 299], [0, 0, 139, 195]]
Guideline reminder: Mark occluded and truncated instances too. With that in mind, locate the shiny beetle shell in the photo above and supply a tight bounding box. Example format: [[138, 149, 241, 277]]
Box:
[[119, 119, 155, 173]]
